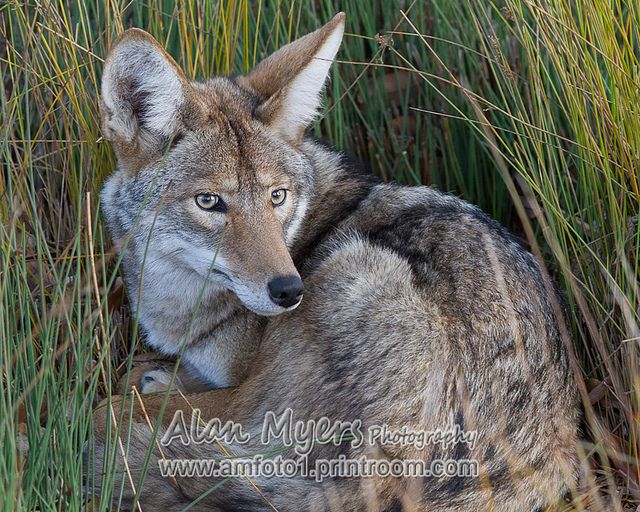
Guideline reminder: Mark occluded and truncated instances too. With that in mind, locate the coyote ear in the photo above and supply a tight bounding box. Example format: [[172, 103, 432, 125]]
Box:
[[101, 29, 193, 157], [240, 13, 345, 143]]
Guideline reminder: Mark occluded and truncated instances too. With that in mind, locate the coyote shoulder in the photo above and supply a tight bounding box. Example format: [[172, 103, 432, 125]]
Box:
[[93, 13, 579, 511]]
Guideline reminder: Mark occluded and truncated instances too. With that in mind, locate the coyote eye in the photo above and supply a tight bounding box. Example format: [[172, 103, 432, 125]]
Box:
[[195, 193, 221, 210], [271, 189, 287, 206]]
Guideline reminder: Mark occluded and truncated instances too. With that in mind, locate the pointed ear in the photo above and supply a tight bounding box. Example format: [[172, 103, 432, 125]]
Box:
[[101, 29, 196, 159], [240, 13, 345, 143]]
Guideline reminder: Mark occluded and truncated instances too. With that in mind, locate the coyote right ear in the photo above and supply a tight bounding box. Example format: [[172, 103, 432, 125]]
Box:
[[240, 13, 345, 144], [101, 29, 195, 160]]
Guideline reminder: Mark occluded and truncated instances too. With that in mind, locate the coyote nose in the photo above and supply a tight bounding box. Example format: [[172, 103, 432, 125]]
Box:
[[268, 275, 304, 308]]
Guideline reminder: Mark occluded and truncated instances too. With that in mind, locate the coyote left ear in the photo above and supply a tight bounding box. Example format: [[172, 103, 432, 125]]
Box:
[[240, 13, 345, 143], [101, 28, 199, 163]]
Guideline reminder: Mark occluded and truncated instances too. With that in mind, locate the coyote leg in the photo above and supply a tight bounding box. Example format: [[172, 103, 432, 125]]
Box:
[[88, 388, 236, 509]]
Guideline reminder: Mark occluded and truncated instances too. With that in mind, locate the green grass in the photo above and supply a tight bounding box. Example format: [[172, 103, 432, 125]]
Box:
[[1, 0, 638, 510]]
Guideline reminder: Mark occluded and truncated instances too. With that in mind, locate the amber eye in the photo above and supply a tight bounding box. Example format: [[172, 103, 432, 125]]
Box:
[[195, 193, 220, 210], [271, 189, 287, 206]]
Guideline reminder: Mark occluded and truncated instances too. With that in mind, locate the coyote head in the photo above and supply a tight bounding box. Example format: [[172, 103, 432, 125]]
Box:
[[100, 14, 345, 315]]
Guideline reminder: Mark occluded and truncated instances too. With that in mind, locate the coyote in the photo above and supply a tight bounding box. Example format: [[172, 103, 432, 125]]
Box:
[[92, 13, 579, 511]]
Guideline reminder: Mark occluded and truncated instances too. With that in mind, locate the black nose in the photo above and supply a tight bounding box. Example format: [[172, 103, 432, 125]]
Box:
[[267, 275, 304, 308]]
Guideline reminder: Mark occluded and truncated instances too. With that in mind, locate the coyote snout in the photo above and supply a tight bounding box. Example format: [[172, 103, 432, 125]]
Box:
[[267, 275, 304, 308], [218, 215, 304, 315], [174, 197, 305, 316]]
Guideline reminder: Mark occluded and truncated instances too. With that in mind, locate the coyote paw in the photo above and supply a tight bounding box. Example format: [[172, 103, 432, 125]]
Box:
[[140, 367, 183, 394], [116, 355, 186, 394]]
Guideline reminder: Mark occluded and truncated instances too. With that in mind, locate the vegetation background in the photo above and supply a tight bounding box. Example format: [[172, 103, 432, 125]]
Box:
[[1, 0, 638, 510]]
